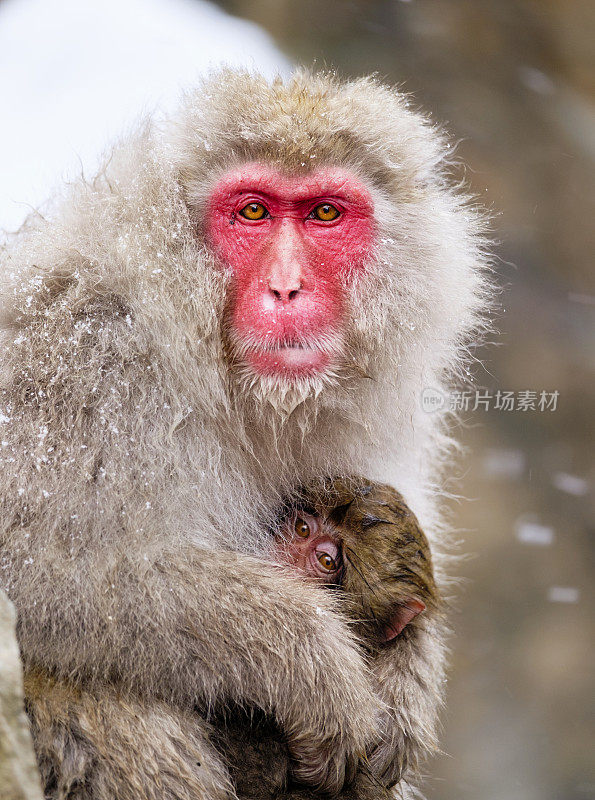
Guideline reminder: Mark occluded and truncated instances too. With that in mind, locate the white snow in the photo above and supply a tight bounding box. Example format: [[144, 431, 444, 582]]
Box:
[[551, 472, 589, 497], [518, 65, 556, 96], [0, 0, 289, 232], [482, 448, 526, 479], [514, 518, 555, 547], [547, 586, 580, 604]]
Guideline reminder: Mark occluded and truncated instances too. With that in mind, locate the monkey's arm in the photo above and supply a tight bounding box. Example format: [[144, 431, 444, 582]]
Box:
[[364, 627, 444, 787], [0, 301, 376, 795], [8, 536, 377, 792]]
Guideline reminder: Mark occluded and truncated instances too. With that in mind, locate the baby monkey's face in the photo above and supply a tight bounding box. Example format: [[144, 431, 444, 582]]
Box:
[[277, 511, 344, 583], [272, 479, 439, 645]]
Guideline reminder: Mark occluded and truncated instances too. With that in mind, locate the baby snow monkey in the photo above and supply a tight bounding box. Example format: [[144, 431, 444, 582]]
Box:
[[274, 478, 437, 648], [213, 478, 441, 800]]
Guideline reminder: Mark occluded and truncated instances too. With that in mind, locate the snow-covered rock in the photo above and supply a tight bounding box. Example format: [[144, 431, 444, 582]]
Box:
[[0, 590, 43, 800]]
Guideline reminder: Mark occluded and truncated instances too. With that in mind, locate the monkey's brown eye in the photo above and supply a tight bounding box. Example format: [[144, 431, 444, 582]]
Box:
[[316, 551, 337, 572], [312, 203, 340, 222], [239, 202, 267, 220], [295, 518, 310, 538]]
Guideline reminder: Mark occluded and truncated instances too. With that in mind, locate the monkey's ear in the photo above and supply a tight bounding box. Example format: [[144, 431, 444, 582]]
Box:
[[382, 599, 426, 641]]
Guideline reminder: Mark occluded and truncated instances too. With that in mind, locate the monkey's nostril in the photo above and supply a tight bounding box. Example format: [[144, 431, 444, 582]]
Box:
[[268, 286, 301, 302]]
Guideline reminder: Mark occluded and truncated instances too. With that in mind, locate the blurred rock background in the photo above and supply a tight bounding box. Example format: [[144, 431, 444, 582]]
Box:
[[213, 3, 595, 799]]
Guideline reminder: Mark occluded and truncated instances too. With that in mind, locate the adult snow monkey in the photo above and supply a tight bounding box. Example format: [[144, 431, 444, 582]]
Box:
[[0, 70, 489, 799]]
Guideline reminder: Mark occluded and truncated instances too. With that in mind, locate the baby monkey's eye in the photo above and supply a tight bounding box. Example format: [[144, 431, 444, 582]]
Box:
[[295, 518, 310, 538], [311, 203, 340, 222], [317, 551, 338, 572], [239, 202, 268, 220]]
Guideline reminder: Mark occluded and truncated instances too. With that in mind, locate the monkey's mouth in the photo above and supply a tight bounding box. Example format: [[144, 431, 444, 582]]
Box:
[[253, 343, 331, 375], [236, 336, 338, 378]]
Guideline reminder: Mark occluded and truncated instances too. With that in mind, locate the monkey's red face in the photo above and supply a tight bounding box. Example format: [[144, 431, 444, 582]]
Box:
[[206, 165, 375, 379]]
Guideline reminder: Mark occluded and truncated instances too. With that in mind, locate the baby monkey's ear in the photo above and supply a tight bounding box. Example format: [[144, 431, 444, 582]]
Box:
[[382, 599, 426, 642]]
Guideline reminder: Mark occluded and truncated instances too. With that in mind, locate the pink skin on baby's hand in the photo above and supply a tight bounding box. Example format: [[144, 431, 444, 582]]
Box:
[[381, 599, 426, 641]]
